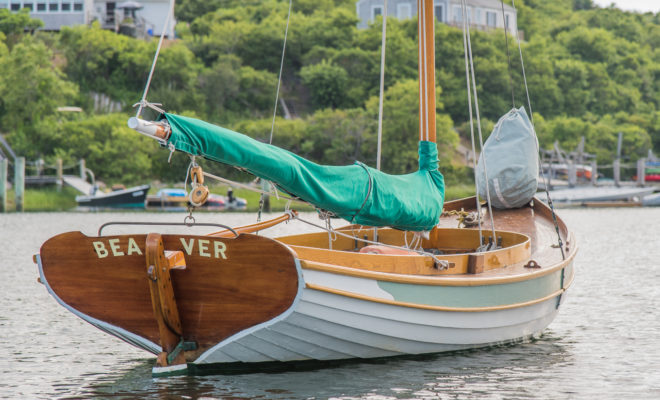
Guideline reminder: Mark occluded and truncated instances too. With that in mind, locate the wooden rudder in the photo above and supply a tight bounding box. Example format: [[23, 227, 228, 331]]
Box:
[[145, 233, 188, 371]]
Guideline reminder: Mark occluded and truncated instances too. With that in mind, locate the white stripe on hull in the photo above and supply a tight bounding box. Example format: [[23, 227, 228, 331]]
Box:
[[193, 287, 562, 364]]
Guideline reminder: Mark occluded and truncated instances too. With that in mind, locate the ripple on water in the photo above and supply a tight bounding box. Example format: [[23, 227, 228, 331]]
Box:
[[1, 209, 660, 399]]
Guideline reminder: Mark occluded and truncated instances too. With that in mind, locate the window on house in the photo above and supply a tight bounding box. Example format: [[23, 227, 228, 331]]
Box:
[[49, 0, 58, 11], [434, 5, 444, 22], [37, 2, 46, 11], [475, 8, 482, 24], [23, 2, 34, 10], [453, 5, 462, 22], [372, 5, 382, 19], [505, 14, 510, 29], [73, 1, 82, 11], [397, 3, 411, 19], [106, 2, 116, 23], [10, 2, 20, 11], [453, 6, 472, 23], [61, 2, 71, 11], [486, 11, 497, 27]]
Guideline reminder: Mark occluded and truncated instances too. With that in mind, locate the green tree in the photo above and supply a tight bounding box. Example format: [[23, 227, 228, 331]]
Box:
[[48, 113, 156, 185], [300, 60, 348, 109], [0, 36, 78, 156], [365, 80, 457, 174], [0, 8, 42, 46]]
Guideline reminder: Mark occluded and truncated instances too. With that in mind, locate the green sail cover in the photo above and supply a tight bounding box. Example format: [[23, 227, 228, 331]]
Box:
[[163, 113, 445, 231]]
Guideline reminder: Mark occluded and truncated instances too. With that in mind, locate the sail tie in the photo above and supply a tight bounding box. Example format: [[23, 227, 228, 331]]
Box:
[[351, 162, 374, 224]]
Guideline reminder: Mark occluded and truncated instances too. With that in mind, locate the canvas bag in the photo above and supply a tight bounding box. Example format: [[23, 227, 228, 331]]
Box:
[[476, 107, 538, 209]]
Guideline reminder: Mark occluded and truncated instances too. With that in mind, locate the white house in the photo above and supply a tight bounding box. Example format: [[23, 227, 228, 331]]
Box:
[[0, 0, 93, 31], [0, 0, 174, 37], [356, 0, 517, 37], [92, 0, 175, 37]]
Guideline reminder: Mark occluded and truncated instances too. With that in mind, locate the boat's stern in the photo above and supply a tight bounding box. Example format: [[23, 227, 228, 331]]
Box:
[[37, 231, 303, 376]]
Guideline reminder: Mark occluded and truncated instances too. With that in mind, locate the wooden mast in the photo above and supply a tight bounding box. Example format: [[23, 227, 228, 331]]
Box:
[[418, 0, 436, 143]]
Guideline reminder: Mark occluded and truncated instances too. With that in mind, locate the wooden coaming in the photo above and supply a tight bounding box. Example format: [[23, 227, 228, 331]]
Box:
[[39, 232, 299, 360], [281, 228, 531, 276], [279, 196, 574, 283]]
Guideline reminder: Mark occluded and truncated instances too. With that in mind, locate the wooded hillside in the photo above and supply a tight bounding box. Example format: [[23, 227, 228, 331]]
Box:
[[0, 0, 658, 185]]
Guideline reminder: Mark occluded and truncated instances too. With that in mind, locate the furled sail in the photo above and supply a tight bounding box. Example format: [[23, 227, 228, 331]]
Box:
[[162, 113, 445, 231]]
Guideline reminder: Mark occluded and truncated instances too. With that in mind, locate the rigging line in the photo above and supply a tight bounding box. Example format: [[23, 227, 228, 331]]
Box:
[[202, 171, 304, 203], [259, 0, 292, 222], [376, 0, 388, 171], [374, 0, 387, 243], [135, 0, 175, 118], [500, 0, 515, 108], [460, 0, 484, 247], [510, 0, 565, 260], [268, 0, 293, 145], [463, 0, 498, 246]]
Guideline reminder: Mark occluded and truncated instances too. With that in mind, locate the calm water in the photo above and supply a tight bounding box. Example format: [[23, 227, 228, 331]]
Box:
[[1, 208, 659, 399]]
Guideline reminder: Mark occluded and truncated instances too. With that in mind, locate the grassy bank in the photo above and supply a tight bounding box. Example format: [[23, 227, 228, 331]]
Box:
[[445, 184, 475, 202], [2, 183, 475, 213], [4, 187, 78, 212]]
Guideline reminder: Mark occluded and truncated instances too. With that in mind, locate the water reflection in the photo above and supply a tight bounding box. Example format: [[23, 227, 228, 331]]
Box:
[[70, 335, 571, 399]]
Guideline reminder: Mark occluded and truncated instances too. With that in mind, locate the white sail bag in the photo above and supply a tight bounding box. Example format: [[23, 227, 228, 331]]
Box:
[[476, 107, 539, 209]]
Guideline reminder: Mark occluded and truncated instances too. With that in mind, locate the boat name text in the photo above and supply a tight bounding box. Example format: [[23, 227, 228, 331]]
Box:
[[92, 238, 228, 259]]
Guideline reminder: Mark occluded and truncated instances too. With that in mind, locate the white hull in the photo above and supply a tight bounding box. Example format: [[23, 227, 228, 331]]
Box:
[[192, 265, 568, 365]]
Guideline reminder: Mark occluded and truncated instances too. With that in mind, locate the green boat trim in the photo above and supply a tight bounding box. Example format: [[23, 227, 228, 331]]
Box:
[[377, 265, 570, 308]]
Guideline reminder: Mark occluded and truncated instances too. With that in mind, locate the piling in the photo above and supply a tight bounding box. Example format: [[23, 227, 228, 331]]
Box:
[[56, 158, 63, 192], [568, 161, 577, 188], [613, 159, 620, 187], [261, 180, 271, 212], [0, 159, 7, 212], [637, 158, 646, 187], [590, 161, 597, 186], [15, 157, 25, 212], [79, 159, 86, 180]]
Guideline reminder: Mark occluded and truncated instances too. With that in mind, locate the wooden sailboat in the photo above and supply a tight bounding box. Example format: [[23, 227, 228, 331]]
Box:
[[36, 1, 576, 376]]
